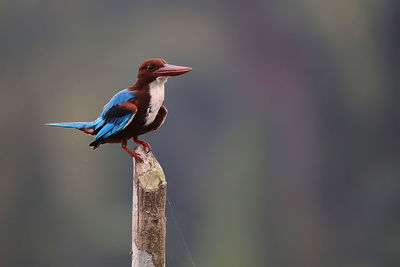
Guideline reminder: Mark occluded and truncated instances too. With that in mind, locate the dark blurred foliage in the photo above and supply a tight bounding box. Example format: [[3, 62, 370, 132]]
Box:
[[1, 0, 399, 266]]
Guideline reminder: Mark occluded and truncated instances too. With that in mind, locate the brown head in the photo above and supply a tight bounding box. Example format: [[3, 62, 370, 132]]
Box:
[[136, 58, 192, 83]]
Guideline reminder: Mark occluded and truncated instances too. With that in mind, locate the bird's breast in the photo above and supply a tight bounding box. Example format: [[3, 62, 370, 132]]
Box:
[[144, 77, 167, 126]]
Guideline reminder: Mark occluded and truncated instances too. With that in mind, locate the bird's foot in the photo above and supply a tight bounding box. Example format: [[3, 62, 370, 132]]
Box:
[[131, 152, 144, 163], [134, 139, 152, 153], [122, 145, 144, 163]]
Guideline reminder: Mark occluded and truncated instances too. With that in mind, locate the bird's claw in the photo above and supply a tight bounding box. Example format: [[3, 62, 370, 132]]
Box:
[[141, 143, 151, 154], [134, 139, 151, 154], [133, 153, 144, 163], [122, 145, 144, 163]]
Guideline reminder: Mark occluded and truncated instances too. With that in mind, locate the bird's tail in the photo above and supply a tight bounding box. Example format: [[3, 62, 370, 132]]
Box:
[[47, 119, 105, 149], [46, 119, 99, 130]]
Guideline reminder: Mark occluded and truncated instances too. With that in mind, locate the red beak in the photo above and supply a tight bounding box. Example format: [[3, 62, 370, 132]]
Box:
[[154, 64, 192, 76]]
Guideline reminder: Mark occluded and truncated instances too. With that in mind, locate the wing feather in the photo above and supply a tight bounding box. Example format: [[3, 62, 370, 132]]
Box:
[[91, 89, 137, 143]]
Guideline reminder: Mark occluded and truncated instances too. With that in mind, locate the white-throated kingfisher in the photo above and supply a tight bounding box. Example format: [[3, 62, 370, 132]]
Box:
[[47, 58, 192, 162]]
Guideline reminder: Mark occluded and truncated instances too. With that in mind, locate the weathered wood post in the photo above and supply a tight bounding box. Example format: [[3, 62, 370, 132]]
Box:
[[131, 145, 167, 267]]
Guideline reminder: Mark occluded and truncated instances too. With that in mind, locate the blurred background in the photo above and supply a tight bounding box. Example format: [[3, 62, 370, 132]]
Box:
[[1, 0, 399, 266]]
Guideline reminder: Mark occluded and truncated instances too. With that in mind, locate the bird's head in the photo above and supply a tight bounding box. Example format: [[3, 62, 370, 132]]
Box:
[[137, 58, 192, 83]]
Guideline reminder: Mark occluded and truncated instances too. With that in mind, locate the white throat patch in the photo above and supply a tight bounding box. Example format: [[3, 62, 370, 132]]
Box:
[[145, 76, 168, 126]]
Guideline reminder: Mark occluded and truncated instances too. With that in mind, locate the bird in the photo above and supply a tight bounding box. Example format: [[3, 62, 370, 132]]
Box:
[[46, 58, 192, 163]]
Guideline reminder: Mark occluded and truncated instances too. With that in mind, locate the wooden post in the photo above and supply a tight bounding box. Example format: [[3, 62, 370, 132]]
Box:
[[131, 145, 167, 267]]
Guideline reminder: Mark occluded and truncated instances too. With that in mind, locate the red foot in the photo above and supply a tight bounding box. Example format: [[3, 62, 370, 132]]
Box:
[[122, 145, 144, 163], [134, 139, 151, 153]]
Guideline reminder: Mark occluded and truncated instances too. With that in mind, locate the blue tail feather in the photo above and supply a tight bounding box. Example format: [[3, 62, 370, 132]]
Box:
[[46, 121, 96, 129]]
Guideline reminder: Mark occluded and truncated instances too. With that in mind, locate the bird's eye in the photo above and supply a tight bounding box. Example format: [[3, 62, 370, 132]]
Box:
[[147, 65, 155, 70]]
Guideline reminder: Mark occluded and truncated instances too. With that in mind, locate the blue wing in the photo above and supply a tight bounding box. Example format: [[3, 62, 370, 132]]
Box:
[[90, 89, 137, 145], [47, 89, 137, 148]]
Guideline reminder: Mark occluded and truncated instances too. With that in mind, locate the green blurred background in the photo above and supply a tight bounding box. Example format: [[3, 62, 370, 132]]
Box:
[[1, 0, 399, 266]]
